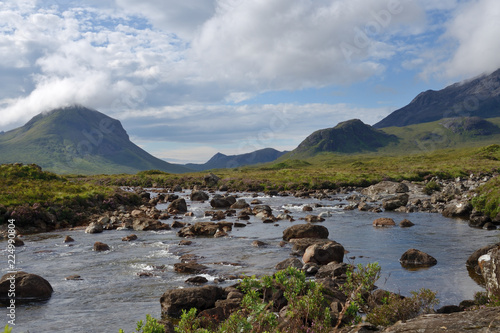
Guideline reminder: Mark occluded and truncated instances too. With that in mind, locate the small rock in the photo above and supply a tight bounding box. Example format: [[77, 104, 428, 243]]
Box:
[[283, 224, 329, 241], [63, 236, 75, 243], [252, 240, 267, 247], [174, 262, 208, 274], [65, 275, 83, 281], [93, 242, 110, 252], [305, 215, 325, 223], [186, 276, 208, 284], [179, 240, 193, 246], [13, 237, 24, 247], [122, 234, 138, 241], [399, 219, 415, 228], [373, 217, 396, 227], [303, 206, 313, 212]]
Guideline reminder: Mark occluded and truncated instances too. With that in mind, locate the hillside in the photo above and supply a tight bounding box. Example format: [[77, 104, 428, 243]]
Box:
[[186, 148, 287, 171], [374, 68, 500, 128], [287, 119, 398, 158], [0, 106, 191, 174]]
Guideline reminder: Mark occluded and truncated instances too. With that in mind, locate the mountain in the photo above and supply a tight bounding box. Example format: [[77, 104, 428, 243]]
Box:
[[186, 148, 287, 171], [288, 119, 398, 158], [0, 106, 192, 174], [374, 68, 500, 128]]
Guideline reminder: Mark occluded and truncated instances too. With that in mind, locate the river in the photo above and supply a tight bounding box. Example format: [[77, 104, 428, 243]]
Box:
[[2, 190, 499, 332]]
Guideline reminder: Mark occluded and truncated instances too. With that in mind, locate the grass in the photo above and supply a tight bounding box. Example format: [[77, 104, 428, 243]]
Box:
[[0, 163, 141, 229]]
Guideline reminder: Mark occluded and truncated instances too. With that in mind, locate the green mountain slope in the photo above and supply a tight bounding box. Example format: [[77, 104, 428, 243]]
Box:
[[0, 106, 191, 174], [286, 119, 398, 159]]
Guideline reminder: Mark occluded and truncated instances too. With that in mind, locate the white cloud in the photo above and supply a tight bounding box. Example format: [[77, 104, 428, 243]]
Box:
[[185, 0, 424, 92], [442, 0, 500, 78]]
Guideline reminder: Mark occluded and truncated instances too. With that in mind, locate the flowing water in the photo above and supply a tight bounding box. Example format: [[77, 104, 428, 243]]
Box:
[[2, 191, 499, 332]]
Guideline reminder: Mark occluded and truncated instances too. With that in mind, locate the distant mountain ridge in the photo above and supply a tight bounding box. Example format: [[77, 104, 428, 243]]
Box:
[[374, 68, 500, 128], [287, 119, 398, 158], [0, 106, 191, 174], [186, 148, 287, 171]]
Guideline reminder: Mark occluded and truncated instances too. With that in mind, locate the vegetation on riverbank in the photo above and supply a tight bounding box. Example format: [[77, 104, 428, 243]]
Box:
[[2, 143, 500, 230], [120, 265, 439, 333], [0, 163, 141, 230], [86, 144, 500, 192]]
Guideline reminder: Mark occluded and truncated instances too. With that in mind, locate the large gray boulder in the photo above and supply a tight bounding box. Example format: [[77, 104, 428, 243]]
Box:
[[160, 285, 225, 318]]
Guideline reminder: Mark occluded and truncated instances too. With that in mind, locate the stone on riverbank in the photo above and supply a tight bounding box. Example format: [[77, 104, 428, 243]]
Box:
[[382, 306, 500, 333], [85, 222, 103, 234], [478, 246, 500, 298], [466, 243, 500, 276], [275, 258, 303, 271], [160, 285, 225, 318], [361, 181, 409, 199], [383, 193, 409, 211]]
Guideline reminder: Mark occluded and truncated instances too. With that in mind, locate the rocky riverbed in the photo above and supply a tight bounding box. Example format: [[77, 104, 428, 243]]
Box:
[[2, 176, 500, 332]]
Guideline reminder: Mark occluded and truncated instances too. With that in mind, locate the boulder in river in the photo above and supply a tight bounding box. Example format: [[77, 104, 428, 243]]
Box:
[[174, 262, 208, 274], [168, 198, 188, 213], [400, 249, 437, 268], [190, 190, 209, 202], [305, 215, 325, 223], [373, 217, 396, 227], [399, 219, 415, 228], [302, 241, 344, 265], [0, 271, 53, 302], [177, 222, 220, 237], [93, 242, 110, 252], [230, 199, 249, 209], [160, 285, 225, 318], [283, 224, 329, 241]]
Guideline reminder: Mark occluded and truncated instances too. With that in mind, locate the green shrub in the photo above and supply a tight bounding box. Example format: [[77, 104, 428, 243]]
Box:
[[366, 288, 439, 327], [119, 314, 165, 333], [423, 181, 441, 195]]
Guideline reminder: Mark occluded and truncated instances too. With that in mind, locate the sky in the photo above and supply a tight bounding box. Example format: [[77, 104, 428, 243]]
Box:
[[1, 0, 500, 164]]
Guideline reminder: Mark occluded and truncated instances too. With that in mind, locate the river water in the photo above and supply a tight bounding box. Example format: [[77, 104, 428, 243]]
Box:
[[2, 191, 499, 332]]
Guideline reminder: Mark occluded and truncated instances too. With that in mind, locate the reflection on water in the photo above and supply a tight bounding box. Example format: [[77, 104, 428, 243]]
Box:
[[2, 191, 499, 332]]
